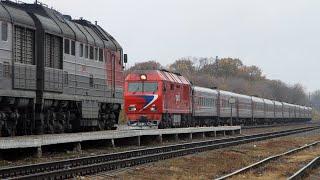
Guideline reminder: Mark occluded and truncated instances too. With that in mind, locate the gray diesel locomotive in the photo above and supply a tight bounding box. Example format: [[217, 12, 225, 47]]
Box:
[[0, 0, 125, 136]]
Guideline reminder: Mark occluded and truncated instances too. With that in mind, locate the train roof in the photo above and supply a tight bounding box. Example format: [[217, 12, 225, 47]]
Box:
[[233, 93, 251, 100], [273, 100, 283, 106], [251, 96, 264, 103], [193, 86, 219, 94], [126, 70, 191, 85], [219, 90, 239, 97], [0, 1, 35, 28], [0, 0, 122, 51], [263, 98, 274, 105]]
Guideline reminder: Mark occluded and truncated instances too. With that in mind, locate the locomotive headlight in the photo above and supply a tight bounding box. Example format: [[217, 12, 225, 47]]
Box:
[[140, 74, 147, 80], [128, 105, 136, 111], [150, 105, 157, 112]]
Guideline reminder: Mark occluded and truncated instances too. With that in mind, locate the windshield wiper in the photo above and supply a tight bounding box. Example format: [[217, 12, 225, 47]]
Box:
[[133, 87, 140, 94]]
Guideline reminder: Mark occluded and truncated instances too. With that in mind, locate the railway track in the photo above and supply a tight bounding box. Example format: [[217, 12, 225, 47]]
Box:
[[0, 126, 319, 180], [288, 156, 320, 180], [216, 138, 320, 180], [241, 121, 317, 130]]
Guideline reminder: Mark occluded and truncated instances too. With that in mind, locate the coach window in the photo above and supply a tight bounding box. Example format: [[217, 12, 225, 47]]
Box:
[[64, 39, 70, 54], [80, 44, 84, 57], [89, 46, 94, 60], [99, 48, 103, 62], [94, 48, 98, 60], [1, 22, 8, 41], [71, 40, 75, 56], [85, 45, 89, 58], [170, 84, 174, 90]]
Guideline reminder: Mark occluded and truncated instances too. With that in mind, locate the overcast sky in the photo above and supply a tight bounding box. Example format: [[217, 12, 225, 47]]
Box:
[[24, 0, 320, 92]]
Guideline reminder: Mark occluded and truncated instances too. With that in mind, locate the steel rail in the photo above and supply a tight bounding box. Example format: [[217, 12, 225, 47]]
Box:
[[2, 126, 318, 180], [216, 139, 320, 180], [288, 156, 320, 180], [242, 122, 317, 129]]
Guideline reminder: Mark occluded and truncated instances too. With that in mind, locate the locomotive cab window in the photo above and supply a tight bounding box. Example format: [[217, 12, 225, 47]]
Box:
[[64, 39, 70, 54], [95, 48, 98, 60], [1, 22, 8, 41], [71, 40, 75, 56], [99, 48, 103, 62], [128, 82, 158, 93]]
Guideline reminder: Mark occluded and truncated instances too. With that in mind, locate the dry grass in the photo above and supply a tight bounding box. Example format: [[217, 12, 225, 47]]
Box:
[[233, 146, 320, 180], [118, 110, 127, 124], [113, 132, 320, 180]]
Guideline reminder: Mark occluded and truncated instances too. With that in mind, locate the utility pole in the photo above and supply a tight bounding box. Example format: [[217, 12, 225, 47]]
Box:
[[309, 92, 311, 106], [229, 97, 236, 126]]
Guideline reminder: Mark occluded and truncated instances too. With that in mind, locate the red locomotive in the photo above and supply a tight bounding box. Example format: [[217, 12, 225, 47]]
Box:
[[124, 70, 192, 128]]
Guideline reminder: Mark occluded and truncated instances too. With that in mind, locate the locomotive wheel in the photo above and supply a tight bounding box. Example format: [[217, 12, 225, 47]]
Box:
[[47, 123, 54, 134], [3, 122, 16, 136], [106, 113, 116, 130], [47, 111, 55, 134], [54, 121, 63, 133], [158, 122, 164, 129], [98, 119, 105, 131], [0, 119, 4, 136]]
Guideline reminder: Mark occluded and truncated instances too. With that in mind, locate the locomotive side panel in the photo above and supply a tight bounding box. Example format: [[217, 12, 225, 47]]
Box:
[[114, 50, 124, 99], [0, 21, 13, 91], [160, 71, 191, 115]]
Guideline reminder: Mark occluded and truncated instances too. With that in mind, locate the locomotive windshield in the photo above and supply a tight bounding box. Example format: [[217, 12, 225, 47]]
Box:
[[128, 82, 158, 93]]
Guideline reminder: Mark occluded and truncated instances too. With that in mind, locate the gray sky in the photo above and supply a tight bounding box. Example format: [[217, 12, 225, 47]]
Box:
[[24, 0, 320, 92]]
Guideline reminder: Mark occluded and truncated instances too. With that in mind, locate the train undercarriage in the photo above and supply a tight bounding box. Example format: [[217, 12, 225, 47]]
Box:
[[0, 96, 121, 137], [157, 113, 311, 129]]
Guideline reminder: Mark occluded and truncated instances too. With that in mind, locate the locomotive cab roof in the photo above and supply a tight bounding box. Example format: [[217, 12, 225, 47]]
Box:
[[126, 70, 191, 85], [0, 0, 122, 51]]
